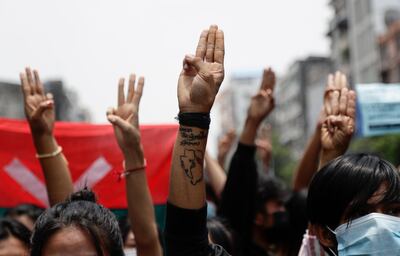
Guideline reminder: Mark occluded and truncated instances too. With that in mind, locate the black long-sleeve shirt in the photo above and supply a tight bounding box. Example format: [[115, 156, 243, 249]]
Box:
[[219, 143, 269, 256], [165, 202, 230, 256]]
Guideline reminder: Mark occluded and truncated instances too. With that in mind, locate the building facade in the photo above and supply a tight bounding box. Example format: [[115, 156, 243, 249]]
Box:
[[274, 57, 333, 158], [328, 0, 400, 84]]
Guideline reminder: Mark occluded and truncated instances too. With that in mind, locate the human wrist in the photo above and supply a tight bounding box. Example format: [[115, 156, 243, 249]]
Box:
[[32, 134, 58, 155], [123, 145, 144, 166], [177, 112, 210, 130], [320, 148, 345, 166], [240, 117, 259, 145]]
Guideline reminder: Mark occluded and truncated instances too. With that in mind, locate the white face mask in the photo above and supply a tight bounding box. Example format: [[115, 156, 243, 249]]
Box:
[[298, 230, 329, 256], [124, 248, 137, 256]]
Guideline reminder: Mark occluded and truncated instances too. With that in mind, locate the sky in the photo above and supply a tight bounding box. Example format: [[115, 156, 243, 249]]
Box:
[[0, 0, 331, 124]]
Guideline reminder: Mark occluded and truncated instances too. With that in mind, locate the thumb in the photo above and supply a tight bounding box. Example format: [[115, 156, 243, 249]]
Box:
[[32, 100, 53, 120], [107, 114, 130, 132], [184, 55, 205, 72]]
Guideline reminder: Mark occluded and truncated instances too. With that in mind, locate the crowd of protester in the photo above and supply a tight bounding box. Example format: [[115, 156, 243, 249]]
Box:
[[1, 24, 399, 256]]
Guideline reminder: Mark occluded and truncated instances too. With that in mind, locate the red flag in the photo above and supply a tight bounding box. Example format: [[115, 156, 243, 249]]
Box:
[[0, 118, 177, 208]]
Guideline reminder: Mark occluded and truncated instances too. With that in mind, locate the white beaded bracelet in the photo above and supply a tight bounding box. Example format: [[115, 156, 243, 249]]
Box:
[[36, 146, 63, 159]]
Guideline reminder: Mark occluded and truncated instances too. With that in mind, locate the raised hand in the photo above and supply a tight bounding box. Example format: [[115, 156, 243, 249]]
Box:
[[20, 68, 55, 135], [320, 72, 356, 165], [246, 68, 275, 125], [178, 25, 224, 113], [107, 74, 144, 156], [20, 67, 73, 206], [107, 75, 162, 255], [240, 68, 276, 145], [321, 88, 356, 151]]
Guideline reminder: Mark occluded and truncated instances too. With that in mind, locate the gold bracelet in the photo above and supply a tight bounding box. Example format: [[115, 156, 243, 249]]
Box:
[[36, 146, 63, 159]]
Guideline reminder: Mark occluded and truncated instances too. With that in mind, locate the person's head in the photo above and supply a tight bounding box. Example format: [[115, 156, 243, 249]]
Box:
[[207, 217, 234, 254], [5, 204, 44, 231], [307, 153, 400, 252], [118, 215, 137, 256], [0, 218, 31, 255], [30, 188, 124, 256], [254, 175, 289, 244]]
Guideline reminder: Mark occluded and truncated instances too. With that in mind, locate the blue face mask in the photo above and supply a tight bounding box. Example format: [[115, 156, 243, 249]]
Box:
[[327, 213, 400, 256]]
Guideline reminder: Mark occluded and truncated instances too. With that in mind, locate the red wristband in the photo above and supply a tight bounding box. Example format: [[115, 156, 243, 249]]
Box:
[[115, 159, 147, 182]]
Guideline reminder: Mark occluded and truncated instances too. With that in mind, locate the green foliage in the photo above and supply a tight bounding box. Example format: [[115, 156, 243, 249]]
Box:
[[349, 133, 400, 166]]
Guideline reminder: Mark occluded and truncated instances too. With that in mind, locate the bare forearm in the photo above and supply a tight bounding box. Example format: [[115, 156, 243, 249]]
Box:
[[292, 128, 321, 191], [124, 151, 161, 255], [168, 126, 208, 210], [32, 134, 73, 206], [319, 149, 344, 169], [205, 153, 226, 199]]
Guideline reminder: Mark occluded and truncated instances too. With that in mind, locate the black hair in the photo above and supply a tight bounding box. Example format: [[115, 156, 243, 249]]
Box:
[[255, 175, 287, 213], [284, 190, 309, 256], [30, 188, 124, 256], [207, 217, 234, 254], [0, 218, 31, 247], [307, 153, 400, 229], [5, 204, 44, 223]]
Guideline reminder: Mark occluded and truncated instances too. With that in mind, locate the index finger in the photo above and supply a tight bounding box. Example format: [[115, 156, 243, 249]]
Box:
[[214, 29, 224, 64], [196, 30, 208, 59]]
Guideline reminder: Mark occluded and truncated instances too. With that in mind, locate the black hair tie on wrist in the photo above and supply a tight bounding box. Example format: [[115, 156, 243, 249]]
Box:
[[176, 112, 211, 130]]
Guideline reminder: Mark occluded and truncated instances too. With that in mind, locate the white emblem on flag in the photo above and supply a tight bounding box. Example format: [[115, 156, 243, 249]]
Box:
[[3, 157, 112, 206], [73, 156, 112, 191], [4, 158, 49, 206]]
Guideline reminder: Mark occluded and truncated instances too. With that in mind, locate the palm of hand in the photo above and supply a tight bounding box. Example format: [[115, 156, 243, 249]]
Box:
[[321, 116, 354, 150], [114, 103, 141, 147], [25, 94, 54, 134], [179, 62, 224, 113], [248, 94, 274, 121]]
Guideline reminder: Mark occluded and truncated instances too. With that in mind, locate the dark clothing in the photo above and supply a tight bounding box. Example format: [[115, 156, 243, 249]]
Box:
[[219, 143, 269, 256], [165, 202, 231, 256]]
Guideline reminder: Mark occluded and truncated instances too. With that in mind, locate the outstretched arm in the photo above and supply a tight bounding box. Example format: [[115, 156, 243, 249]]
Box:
[[168, 25, 225, 209], [219, 68, 275, 239], [292, 123, 322, 192], [20, 67, 73, 206], [292, 73, 334, 191], [107, 75, 162, 256], [165, 25, 227, 255]]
